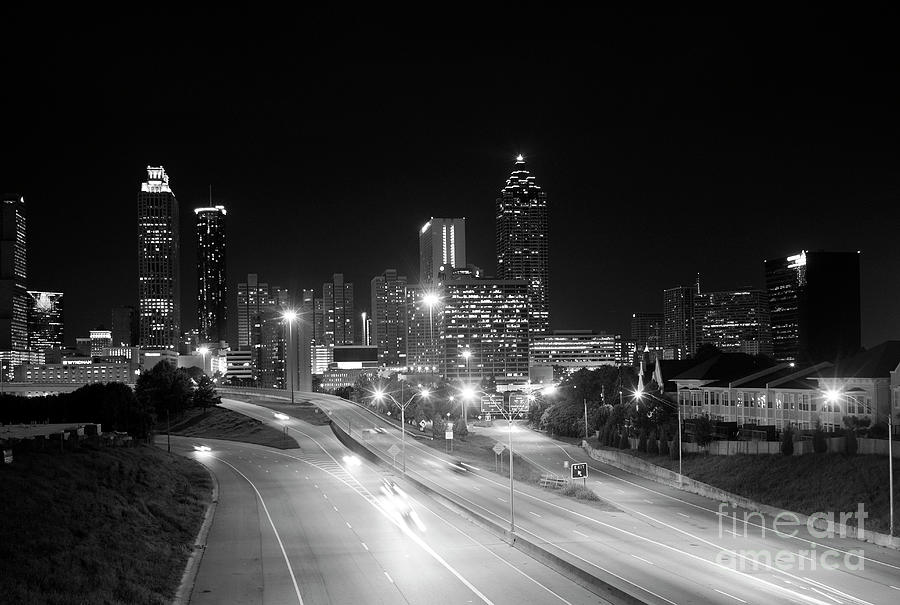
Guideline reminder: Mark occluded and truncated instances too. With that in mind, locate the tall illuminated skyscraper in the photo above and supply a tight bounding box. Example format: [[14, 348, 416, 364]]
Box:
[[496, 155, 550, 340], [27, 291, 64, 353], [371, 269, 407, 367], [137, 166, 180, 350], [419, 218, 466, 285], [1, 196, 30, 378], [765, 250, 860, 363], [323, 273, 354, 346], [195, 204, 227, 344]]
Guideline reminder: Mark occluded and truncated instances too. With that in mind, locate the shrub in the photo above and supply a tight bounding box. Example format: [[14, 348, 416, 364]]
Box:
[[637, 430, 648, 452], [618, 432, 630, 449], [560, 483, 600, 501], [659, 428, 670, 456], [694, 414, 714, 449], [780, 426, 794, 456], [813, 423, 828, 454], [844, 427, 858, 456], [670, 430, 680, 460], [647, 431, 659, 455]]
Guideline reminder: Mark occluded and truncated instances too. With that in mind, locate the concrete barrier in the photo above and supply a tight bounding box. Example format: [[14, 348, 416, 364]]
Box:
[[330, 421, 648, 604], [582, 442, 900, 550]]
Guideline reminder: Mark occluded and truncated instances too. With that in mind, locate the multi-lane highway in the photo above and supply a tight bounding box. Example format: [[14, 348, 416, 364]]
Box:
[[174, 402, 609, 604], [214, 390, 900, 605]]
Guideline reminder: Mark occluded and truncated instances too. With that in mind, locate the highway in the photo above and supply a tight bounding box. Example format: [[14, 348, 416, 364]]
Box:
[[173, 403, 609, 604], [220, 390, 900, 605]]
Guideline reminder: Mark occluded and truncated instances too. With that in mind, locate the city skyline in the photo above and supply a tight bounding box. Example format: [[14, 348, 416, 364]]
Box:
[[3, 31, 899, 350]]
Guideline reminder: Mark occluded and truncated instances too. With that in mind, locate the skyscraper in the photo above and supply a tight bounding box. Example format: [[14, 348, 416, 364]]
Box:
[[631, 312, 663, 362], [694, 290, 772, 356], [419, 218, 466, 285], [371, 269, 407, 367], [237, 274, 269, 350], [765, 250, 861, 363], [0, 196, 29, 380], [137, 166, 180, 350], [27, 291, 64, 353], [111, 305, 138, 346], [405, 285, 440, 373], [496, 155, 550, 340], [663, 286, 697, 360], [195, 204, 227, 344], [297, 288, 314, 391], [323, 273, 354, 346]]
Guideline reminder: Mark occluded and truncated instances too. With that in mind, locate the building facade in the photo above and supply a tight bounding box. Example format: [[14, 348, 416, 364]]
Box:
[[530, 330, 621, 378], [440, 277, 529, 386], [323, 273, 354, 346], [765, 250, 861, 363], [663, 286, 697, 360], [496, 155, 550, 341], [111, 305, 138, 346], [15, 361, 135, 385], [371, 269, 407, 367], [90, 330, 112, 357], [695, 290, 772, 356], [137, 166, 180, 350], [27, 291, 64, 354], [419, 218, 466, 285], [1, 196, 30, 380], [631, 312, 663, 362], [405, 284, 441, 373], [195, 205, 227, 344], [237, 274, 269, 350]]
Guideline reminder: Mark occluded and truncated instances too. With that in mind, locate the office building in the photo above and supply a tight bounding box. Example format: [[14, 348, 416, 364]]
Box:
[[1, 196, 32, 380], [237, 274, 270, 350], [225, 348, 254, 384], [419, 218, 466, 285], [695, 290, 772, 356], [257, 309, 286, 389], [27, 291, 64, 354], [530, 330, 621, 379], [663, 286, 697, 360], [631, 312, 663, 362], [496, 155, 550, 340], [323, 273, 354, 346], [405, 284, 441, 373], [371, 269, 407, 367], [15, 361, 135, 385], [441, 277, 529, 385], [195, 204, 227, 344], [90, 330, 112, 357], [137, 166, 180, 349], [321, 345, 379, 391], [765, 250, 861, 363], [111, 305, 138, 346]]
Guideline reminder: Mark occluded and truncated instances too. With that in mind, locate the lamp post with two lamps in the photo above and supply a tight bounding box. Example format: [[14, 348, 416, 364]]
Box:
[[282, 310, 298, 404], [825, 388, 893, 537], [373, 387, 429, 473]]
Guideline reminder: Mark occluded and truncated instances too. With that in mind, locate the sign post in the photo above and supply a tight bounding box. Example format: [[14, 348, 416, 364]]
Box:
[[446, 425, 453, 452], [493, 442, 506, 473], [571, 462, 588, 487], [388, 444, 401, 470]]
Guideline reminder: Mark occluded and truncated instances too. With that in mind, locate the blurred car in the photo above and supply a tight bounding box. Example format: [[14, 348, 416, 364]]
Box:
[[448, 459, 469, 474], [273, 412, 290, 421], [193, 444, 211, 452]]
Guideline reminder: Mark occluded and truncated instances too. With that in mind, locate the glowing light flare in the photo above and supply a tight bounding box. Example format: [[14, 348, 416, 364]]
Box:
[[461, 387, 476, 400], [282, 310, 298, 322], [422, 292, 440, 307]]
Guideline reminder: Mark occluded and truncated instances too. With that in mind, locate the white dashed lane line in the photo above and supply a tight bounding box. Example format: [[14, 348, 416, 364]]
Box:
[[631, 555, 653, 565], [714, 589, 746, 603]]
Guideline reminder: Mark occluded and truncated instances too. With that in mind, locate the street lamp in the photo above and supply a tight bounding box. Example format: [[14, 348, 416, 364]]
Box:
[[461, 349, 472, 423], [464, 386, 517, 534], [374, 387, 429, 473], [824, 388, 893, 537], [635, 388, 682, 484], [282, 310, 298, 404], [198, 346, 209, 376]]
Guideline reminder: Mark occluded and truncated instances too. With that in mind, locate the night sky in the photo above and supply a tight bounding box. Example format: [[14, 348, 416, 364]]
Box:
[[3, 20, 898, 349]]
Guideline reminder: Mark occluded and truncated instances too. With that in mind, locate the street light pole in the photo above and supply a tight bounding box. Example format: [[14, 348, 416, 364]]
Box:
[[889, 413, 894, 537], [584, 398, 589, 441], [508, 415, 515, 534], [282, 311, 298, 404]]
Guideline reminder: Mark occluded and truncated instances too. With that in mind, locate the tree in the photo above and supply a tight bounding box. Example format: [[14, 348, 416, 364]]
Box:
[[618, 431, 630, 449], [812, 422, 828, 454], [659, 428, 670, 456], [637, 429, 648, 452], [136, 360, 194, 420], [844, 426, 858, 456], [454, 417, 469, 439], [647, 431, 659, 455], [694, 415, 714, 450], [194, 374, 221, 410], [669, 428, 680, 460], [780, 425, 794, 456], [311, 375, 323, 392]]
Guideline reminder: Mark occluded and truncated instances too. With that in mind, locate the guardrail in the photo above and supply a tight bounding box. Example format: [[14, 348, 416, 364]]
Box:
[[538, 473, 569, 489]]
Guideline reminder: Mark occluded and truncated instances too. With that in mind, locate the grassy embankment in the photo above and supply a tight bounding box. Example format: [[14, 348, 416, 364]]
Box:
[[586, 437, 899, 534], [166, 405, 300, 448], [0, 443, 212, 604]]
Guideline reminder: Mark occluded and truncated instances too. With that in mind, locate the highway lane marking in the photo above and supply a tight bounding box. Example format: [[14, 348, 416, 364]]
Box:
[[361, 542, 369, 551], [809, 586, 842, 604], [346, 522, 352, 529], [573, 530, 590, 538], [714, 589, 746, 603], [549, 443, 900, 573], [891, 585, 900, 590], [677, 513, 689, 518], [497, 497, 507, 502], [472, 486, 481, 491], [211, 455, 304, 604], [333, 506, 338, 512], [220, 406, 498, 605], [631, 555, 653, 565], [384, 571, 394, 583], [529, 511, 542, 518], [643, 499, 653, 504]]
